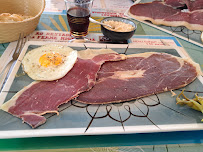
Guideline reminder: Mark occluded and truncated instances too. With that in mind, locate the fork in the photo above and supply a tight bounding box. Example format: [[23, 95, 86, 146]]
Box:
[[0, 33, 28, 91]]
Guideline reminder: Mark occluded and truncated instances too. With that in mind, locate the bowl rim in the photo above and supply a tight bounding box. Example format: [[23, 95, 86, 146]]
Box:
[[100, 16, 137, 33], [0, 0, 45, 24]]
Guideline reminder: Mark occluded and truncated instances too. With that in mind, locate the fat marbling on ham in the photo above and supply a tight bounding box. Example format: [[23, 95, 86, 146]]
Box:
[[0, 49, 126, 128], [76, 52, 200, 104]]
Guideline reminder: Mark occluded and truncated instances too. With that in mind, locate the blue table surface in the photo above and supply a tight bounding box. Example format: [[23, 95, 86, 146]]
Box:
[[0, 11, 203, 151], [0, 130, 203, 151]]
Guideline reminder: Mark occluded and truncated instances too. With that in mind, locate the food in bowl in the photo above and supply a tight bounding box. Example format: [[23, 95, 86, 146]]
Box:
[[0, 0, 45, 43], [101, 17, 137, 42], [0, 13, 33, 23], [103, 20, 135, 32]]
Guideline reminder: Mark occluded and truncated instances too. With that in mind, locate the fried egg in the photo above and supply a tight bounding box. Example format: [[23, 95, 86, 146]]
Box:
[[22, 44, 77, 81]]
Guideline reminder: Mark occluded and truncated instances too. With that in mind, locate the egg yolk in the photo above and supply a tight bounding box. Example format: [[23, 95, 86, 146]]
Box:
[[39, 52, 63, 67]]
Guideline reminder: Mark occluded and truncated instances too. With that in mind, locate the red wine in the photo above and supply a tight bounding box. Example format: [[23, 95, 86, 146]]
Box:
[[67, 7, 90, 37]]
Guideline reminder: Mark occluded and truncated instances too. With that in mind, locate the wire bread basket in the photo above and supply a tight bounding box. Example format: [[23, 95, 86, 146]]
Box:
[[0, 0, 45, 43]]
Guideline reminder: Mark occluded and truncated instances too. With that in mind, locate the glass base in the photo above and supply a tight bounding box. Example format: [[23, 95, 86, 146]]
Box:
[[68, 36, 89, 43]]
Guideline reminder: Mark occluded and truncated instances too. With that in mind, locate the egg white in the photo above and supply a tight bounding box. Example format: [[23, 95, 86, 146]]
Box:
[[22, 44, 77, 81]]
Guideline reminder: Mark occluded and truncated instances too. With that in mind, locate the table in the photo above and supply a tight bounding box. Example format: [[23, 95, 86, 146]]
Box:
[[0, 132, 203, 151], [0, 0, 203, 151]]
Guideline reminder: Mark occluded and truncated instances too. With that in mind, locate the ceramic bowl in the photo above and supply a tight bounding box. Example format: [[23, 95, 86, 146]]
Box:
[[100, 17, 137, 42]]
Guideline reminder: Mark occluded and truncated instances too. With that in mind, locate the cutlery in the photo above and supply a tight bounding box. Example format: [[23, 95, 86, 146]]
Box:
[[0, 33, 27, 91], [89, 17, 114, 29]]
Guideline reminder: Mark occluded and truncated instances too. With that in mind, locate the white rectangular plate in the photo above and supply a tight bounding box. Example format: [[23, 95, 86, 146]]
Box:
[[0, 40, 203, 139]]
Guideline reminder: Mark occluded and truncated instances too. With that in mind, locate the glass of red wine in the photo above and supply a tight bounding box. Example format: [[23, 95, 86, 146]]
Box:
[[65, 0, 93, 42]]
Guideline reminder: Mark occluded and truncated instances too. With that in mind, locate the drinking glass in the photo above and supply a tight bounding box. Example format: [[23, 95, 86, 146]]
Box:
[[65, 0, 93, 41]]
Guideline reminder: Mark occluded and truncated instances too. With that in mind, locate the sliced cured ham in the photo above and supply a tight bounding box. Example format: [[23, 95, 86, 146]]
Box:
[[129, 1, 203, 31], [77, 52, 200, 104], [164, 0, 203, 11], [164, 0, 187, 8], [0, 49, 126, 128], [164, 10, 203, 31], [129, 1, 180, 25], [187, 0, 203, 11]]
